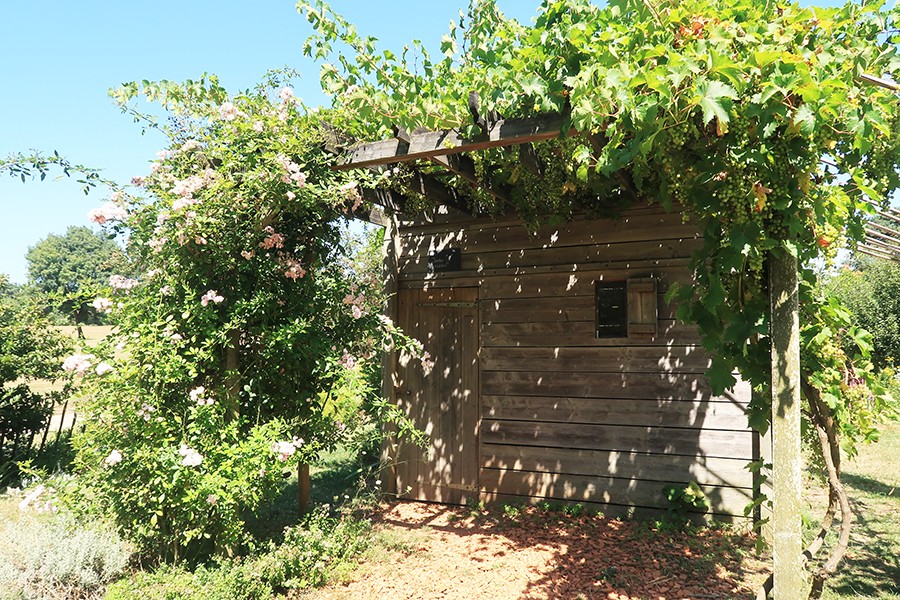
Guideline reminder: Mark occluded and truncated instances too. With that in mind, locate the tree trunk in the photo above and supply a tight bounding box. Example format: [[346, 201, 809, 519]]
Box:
[[223, 329, 241, 421], [806, 386, 853, 599]]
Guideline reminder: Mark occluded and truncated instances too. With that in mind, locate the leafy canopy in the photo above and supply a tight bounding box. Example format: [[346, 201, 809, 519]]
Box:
[[26, 226, 129, 325]]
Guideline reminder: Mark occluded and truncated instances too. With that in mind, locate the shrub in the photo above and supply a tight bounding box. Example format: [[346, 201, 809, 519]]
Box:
[[70, 76, 426, 562], [0, 386, 50, 461], [103, 505, 374, 599], [71, 411, 299, 562], [104, 563, 272, 600], [254, 505, 373, 590], [662, 481, 711, 524], [0, 505, 132, 600]]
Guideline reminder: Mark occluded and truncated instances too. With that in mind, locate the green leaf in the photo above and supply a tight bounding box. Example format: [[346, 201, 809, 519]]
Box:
[[790, 105, 816, 137], [694, 79, 737, 126], [706, 358, 737, 395], [521, 74, 548, 98], [703, 274, 726, 310], [709, 50, 743, 87]]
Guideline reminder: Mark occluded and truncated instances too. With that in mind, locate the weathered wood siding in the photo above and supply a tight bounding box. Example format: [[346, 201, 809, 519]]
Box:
[[393, 204, 756, 519]]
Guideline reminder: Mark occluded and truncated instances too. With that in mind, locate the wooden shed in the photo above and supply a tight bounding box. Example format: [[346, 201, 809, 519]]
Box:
[[378, 201, 759, 520]]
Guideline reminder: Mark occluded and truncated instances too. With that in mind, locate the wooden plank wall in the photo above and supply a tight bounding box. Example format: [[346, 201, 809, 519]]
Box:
[[396, 204, 756, 519]]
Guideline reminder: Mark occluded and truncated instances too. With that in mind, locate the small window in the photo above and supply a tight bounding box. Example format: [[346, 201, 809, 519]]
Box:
[[595, 277, 659, 338], [596, 281, 628, 338]]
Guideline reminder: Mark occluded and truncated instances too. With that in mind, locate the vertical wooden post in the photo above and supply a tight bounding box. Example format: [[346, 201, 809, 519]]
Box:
[[769, 250, 806, 597], [297, 462, 310, 515], [223, 330, 242, 422], [380, 215, 401, 496]]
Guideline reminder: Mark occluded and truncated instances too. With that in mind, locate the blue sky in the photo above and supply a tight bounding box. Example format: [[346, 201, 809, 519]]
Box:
[[0, 0, 878, 283], [0, 1, 538, 282]]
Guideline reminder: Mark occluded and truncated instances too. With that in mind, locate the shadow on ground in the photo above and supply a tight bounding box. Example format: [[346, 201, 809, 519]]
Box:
[[358, 501, 770, 600], [820, 481, 899, 599], [245, 450, 370, 547]]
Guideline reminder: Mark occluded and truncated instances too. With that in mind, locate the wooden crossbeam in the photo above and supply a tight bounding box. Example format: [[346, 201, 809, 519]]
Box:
[[361, 186, 408, 214], [867, 221, 900, 239], [865, 226, 900, 247], [431, 153, 512, 207], [863, 236, 900, 255], [860, 244, 900, 261], [881, 208, 900, 225], [360, 167, 471, 215], [859, 72, 900, 91], [334, 113, 569, 171]]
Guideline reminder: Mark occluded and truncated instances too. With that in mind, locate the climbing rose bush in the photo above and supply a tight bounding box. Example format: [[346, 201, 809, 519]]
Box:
[[72, 74, 423, 561]]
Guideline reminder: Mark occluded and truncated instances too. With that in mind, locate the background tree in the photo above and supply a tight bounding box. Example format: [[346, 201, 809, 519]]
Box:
[[25, 226, 129, 330], [826, 256, 900, 371], [0, 274, 18, 300], [0, 284, 72, 480]]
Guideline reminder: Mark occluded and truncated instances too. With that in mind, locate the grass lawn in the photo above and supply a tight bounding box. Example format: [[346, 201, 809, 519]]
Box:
[[54, 325, 115, 345], [22, 325, 114, 396], [805, 421, 900, 599]]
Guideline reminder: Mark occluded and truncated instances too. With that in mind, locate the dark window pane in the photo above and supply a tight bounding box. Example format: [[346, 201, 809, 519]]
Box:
[[596, 281, 627, 338]]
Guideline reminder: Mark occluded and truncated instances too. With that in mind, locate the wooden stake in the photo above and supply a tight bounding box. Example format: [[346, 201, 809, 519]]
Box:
[[297, 462, 310, 515], [769, 250, 807, 597]]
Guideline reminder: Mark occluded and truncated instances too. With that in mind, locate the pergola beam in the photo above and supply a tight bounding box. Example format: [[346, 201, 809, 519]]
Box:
[[361, 187, 408, 214], [864, 228, 900, 249], [431, 153, 513, 207], [858, 72, 900, 91], [866, 220, 900, 240], [860, 244, 900, 261], [334, 113, 569, 171], [862, 237, 900, 256]]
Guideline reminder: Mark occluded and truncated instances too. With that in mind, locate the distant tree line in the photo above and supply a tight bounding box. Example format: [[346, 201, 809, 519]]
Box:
[[19, 226, 130, 331]]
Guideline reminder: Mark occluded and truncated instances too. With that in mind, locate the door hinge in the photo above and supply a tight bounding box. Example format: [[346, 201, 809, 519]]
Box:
[[416, 301, 478, 308], [442, 482, 477, 492]]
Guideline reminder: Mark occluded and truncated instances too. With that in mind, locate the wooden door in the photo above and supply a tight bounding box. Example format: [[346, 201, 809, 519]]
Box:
[[395, 287, 479, 505]]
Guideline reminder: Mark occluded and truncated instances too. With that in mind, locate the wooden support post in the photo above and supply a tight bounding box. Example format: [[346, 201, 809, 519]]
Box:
[[380, 214, 401, 496], [769, 250, 807, 597], [297, 462, 310, 515]]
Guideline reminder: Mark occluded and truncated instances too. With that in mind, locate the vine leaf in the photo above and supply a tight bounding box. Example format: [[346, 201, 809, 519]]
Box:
[[789, 105, 816, 137], [695, 79, 737, 128], [706, 357, 737, 396]]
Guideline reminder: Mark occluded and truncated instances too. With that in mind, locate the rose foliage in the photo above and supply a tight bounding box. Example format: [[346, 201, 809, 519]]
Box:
[[72, 74, 424, 562]]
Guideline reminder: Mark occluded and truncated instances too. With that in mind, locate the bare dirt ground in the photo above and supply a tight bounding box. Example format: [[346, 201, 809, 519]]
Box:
[[304, 501, 771, 600]]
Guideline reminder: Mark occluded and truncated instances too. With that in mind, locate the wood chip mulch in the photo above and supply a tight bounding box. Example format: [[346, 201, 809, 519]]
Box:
[[310, 501, 771, 600]]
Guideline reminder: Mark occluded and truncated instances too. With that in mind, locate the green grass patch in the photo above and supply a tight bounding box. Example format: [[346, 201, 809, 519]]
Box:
[[806, 422, 900, 599], [54, 325, 114, 345]]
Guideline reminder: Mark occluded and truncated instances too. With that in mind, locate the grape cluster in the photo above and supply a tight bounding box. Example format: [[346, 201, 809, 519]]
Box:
[[655, 119, 701, 206], [858, 111, 900, 201]]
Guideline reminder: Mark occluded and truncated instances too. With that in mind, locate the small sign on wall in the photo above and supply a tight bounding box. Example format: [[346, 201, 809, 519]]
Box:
[[428, 247, 461, 273]]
